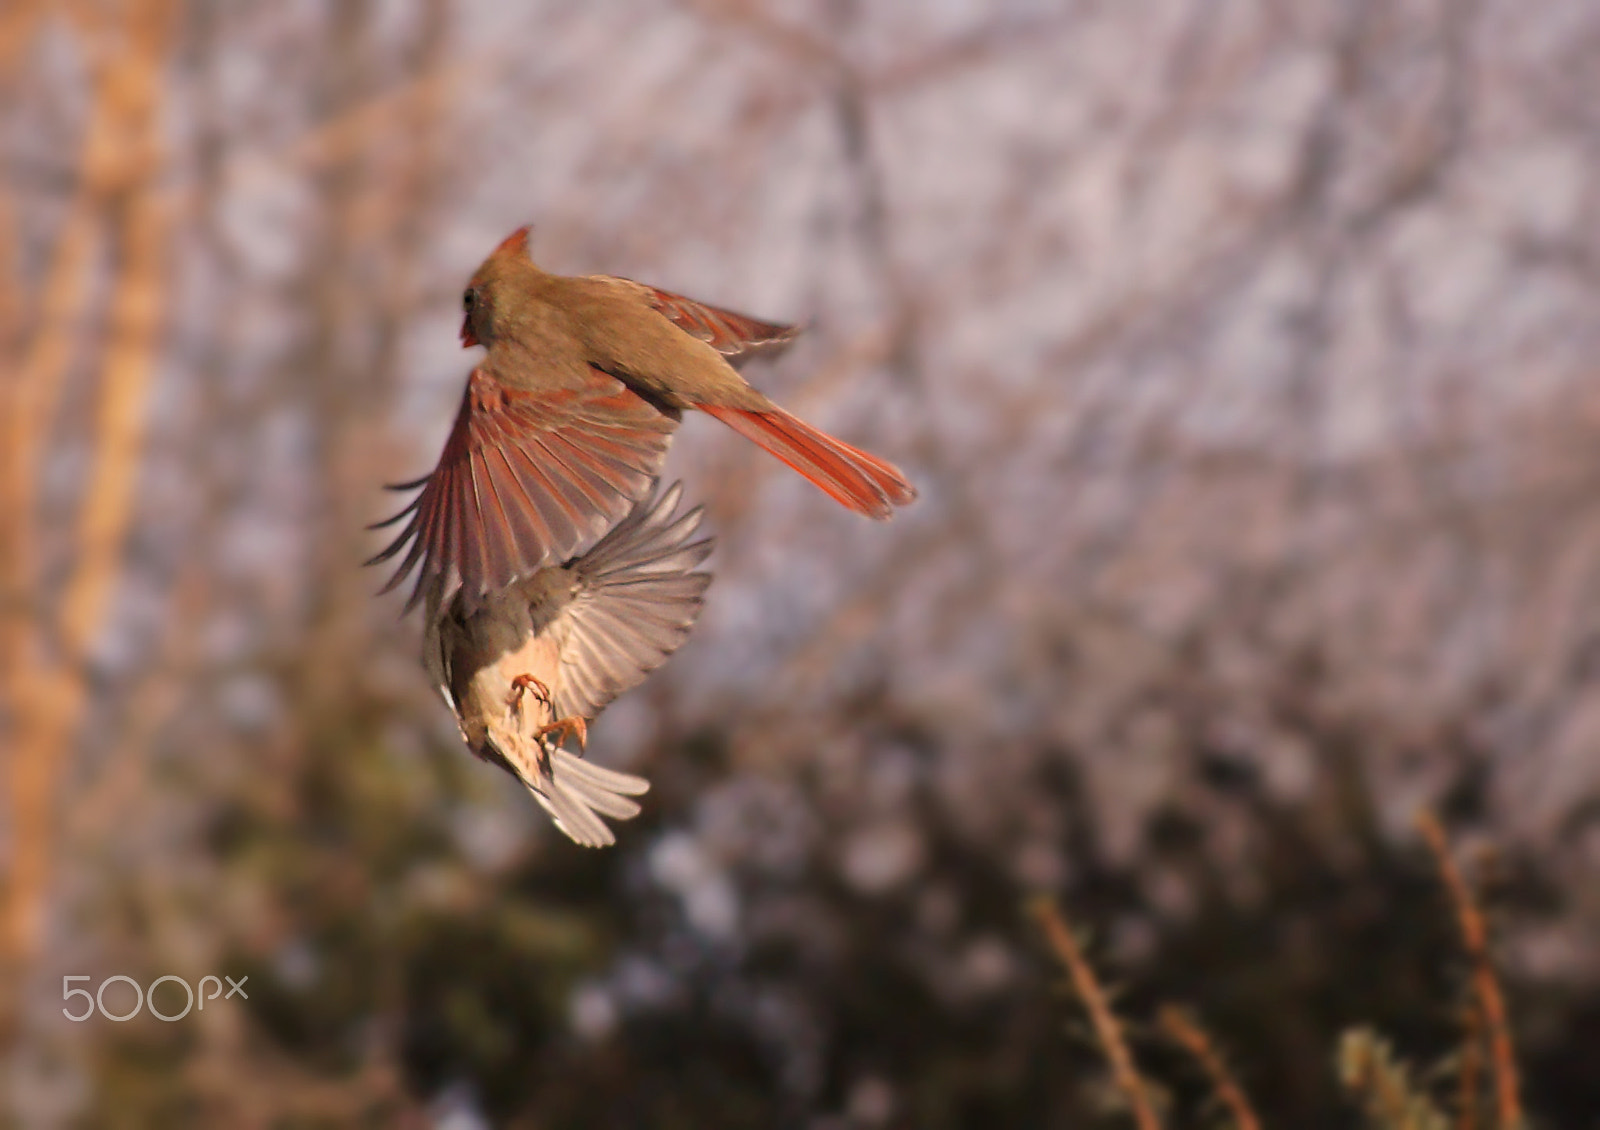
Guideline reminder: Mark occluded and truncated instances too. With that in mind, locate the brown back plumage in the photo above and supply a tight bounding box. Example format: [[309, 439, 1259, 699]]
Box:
[[373, 225, 913, 617]]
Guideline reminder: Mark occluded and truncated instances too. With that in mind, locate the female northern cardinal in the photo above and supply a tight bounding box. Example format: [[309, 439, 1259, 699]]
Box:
[[429, 481, 712, 846], [370, 226, 915, 609]]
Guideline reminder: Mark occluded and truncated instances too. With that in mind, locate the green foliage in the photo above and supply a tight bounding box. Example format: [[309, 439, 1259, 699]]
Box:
[[68, 694, 1580, 1128], [1338, 1029, 1450, 1130]]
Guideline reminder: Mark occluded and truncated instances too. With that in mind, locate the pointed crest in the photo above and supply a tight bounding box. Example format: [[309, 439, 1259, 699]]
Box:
[[492, 225, 532, 259]]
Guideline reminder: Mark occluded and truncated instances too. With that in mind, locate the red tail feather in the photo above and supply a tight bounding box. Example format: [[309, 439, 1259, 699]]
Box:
[[698, 404, 915, 519]]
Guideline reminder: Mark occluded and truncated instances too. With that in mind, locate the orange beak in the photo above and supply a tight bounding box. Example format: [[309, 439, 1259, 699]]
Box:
[[460, 315, 478, 348]]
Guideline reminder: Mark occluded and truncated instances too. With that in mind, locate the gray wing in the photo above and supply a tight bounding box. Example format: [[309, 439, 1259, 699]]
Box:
[[548, 480, 713, 721], [422, 580, 461, 716]]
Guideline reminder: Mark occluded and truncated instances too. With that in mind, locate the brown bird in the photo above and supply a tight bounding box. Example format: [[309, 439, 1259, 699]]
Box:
[[427, 481, 712, 847], [370, 226, 915, 610]]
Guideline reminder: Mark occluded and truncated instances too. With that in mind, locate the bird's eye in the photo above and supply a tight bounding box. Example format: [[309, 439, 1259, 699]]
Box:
[[462, 289, 476, 312]]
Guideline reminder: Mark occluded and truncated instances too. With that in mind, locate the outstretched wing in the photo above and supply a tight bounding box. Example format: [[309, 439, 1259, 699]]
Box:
[[603, 276, 800, 366], [546, 481, 714, 721], [369, 366, 676, 611]]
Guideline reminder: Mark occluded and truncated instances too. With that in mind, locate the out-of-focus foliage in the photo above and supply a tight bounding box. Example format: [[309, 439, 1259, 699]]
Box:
[[4, 0, 1600, 1126]]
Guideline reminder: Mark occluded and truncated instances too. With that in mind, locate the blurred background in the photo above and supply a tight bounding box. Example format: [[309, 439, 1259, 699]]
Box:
[[5, 1, 1600, 1126]]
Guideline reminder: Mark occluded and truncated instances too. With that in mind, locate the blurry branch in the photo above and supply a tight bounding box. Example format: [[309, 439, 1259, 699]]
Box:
[[685, 0, 1067, 97], [682, 0, 839, 74], [1339, 1029, 1450, 1130], [0, 179, 17, 355], [1158, 1005, 1261, 1130], [0, 194, 22, 636], [1031, 897, 1162, 1130], [1, 0, 177, 1015], [1416, 811, 1522, 1130], [1350, 0, 1479, 235], [217, 54, 470, 205], [61, 172, 171, 666], [1334, 815, 1526, 1130], [0, 136, 101, 695]]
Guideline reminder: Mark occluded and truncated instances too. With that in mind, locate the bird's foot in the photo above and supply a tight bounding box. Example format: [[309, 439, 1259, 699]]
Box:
[[508, 673, 554, 718], [535, 715, 588, 753]]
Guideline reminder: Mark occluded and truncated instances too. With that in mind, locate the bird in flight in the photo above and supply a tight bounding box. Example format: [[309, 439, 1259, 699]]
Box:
[[368, 225, 915, 613], [427, 481, 712, 847]]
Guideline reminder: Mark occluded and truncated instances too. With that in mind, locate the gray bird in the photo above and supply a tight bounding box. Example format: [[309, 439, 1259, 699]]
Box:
[[424, 481, 712, 846]]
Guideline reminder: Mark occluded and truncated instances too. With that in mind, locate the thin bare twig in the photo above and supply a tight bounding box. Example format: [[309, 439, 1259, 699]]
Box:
[[1416, 811, 1522, 1130], [1031, 897, 1162, 1130], [1158, 1005, 1261, 1130]]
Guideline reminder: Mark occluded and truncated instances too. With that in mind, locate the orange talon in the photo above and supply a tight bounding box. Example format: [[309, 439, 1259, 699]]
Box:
[[508, 673, 553, 716], [535, 715, 588, 752]]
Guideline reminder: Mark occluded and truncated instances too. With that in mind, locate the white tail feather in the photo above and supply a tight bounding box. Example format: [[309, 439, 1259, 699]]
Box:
[[487, 719, 650, 847]]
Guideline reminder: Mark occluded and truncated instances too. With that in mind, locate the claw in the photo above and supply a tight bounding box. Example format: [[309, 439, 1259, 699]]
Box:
[[535, 715, 588, 752], [508, 673, 553, 716]]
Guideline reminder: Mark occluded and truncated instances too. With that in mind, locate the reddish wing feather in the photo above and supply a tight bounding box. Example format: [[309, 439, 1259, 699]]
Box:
[[369, 367, 675, 610], [634, 282, 800, 365]]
